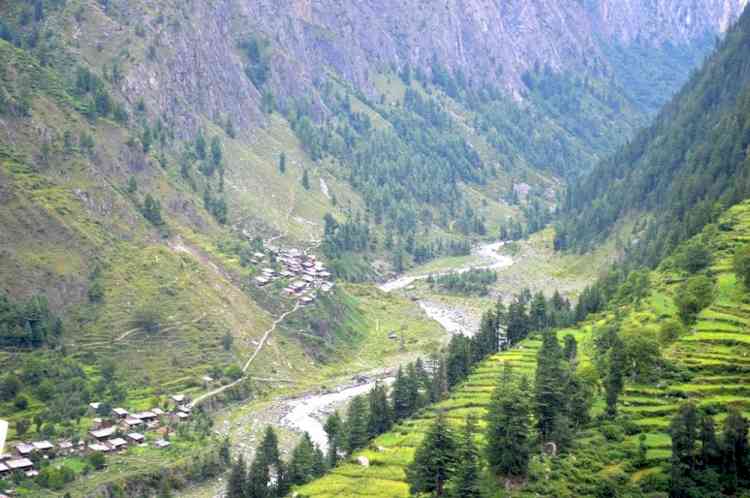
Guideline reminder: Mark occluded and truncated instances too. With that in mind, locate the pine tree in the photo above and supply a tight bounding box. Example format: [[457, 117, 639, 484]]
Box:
[[392, 366, 411, 421], [448, 415, 483, 498], [430, 356, 449, 403], [722, 407, 750, 493], [563, 334, 578, 363], [486, 376, 530, 477], [670, 403, 699, 498], [535, 329, 564, 442], [605, 331, 625, 418], [302, 169, 310, 190], [530, 291, 547, 331], [564, 371, 592, 429], [345, 395, 369, 454], [506, 296, 529, 345], [289, 433, 325, 486], [406, 362, 422, 412], [324, 411, 343, 467], [211, 136, 223, 166], [260, 426, 281, 468], [226, 455, 248, 498], [406, 412, 457, 496], [699, 414, 721, 470], [247, 455, 270, 498], [279, 152, 286, 174], [367, 382, 393, 438]]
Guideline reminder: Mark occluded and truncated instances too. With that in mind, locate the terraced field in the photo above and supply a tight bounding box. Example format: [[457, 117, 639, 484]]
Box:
[[295, 338, 547, 497], [295, 200, 750, 497]]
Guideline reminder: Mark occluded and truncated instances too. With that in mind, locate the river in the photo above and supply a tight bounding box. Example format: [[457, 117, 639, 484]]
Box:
[[189, 240, 513, 497], [280, 377, 395, 453], [279, 241, 512, 447], [377, 241, 512, 293]]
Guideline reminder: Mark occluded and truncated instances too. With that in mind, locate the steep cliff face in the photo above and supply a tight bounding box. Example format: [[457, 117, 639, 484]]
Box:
[[65, 0, 747, 138], [232, 0, 748, 101]]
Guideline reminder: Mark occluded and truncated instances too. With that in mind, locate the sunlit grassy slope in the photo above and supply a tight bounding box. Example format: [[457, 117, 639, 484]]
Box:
[[296, 200, 750, 497]]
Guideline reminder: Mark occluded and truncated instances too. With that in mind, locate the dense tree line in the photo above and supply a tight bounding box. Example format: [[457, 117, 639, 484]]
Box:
[[0, 292, 62, 348], [428, 269, 497, 296], [289, 80, 488, 244], [670, 403, 750, 497], [555, 8, 750, 268], [407, 332, 592, 496]]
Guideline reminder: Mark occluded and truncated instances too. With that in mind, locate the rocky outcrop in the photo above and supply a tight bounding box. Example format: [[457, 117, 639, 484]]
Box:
[[86, 0, 747, 135], [234, 0, 748, 99]]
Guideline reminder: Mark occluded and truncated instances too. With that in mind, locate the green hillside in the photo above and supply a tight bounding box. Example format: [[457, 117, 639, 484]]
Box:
[[556, 7, 750, 266], [294, 199, 750, 497]]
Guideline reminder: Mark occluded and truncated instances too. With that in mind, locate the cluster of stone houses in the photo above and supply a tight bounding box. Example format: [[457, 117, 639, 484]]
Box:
[[0, 395, 191, 481], [253, 248, 334, 305]]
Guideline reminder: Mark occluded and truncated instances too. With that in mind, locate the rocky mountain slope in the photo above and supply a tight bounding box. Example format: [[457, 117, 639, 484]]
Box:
[[557, 4, 750, 265]]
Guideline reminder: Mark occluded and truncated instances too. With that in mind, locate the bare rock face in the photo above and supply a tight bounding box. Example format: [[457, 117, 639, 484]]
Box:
[[108, 0, 747, 134], [234, 0, 748, 97]]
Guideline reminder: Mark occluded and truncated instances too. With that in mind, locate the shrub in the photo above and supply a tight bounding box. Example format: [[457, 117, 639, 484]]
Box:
[[14, 394, 29, 410], [675, 275, 714, 325], [600, 423, 625, 442], [735, 244, 750, 289]]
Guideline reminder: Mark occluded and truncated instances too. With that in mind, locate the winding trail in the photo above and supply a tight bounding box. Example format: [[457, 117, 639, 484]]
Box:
[[190, 304, 302, 409]]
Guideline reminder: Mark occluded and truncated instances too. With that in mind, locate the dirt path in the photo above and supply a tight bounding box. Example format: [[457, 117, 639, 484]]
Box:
[[189, 303, 302, 409]]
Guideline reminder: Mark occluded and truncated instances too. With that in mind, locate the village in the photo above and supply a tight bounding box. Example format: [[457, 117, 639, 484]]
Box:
[[252, 247, 334, 305], [0, 394, 194, 485]]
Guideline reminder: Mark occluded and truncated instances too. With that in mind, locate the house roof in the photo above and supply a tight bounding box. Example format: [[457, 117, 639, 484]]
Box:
[[170, 394, 186, 403], [155, 439, 170, 448], [7, 458, 33, 469], [0, 463, 8, 472], [90, 427, 117, 439], [15, 443, 34, 454], [132, 411, 157, 420], [127, 432, 145, 441], [113, 408, 129, 416], [124, 416, 143, 426], [109, 438, 127, 447], [88, 443, 110, 452], [32, 441, 54, 450]]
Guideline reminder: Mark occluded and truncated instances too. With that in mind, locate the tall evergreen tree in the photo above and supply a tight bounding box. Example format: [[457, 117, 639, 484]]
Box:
[[605, 331, 625, 418], [324, 411, 343, 467], [367, 382, 393, 438], [406, 412, 457, 497], [535, 329, 565, 442], [392, 366, 411, 421], [486, 375, 530, 477], [448, 415, 483, 498], [345, 395, 369, 454], [289, 433, 325, 486], [670, 403, 700, 498], [226, 455, 248, 498], [259, 426, 281, 469], [700, 414, 722, 470], [722, 407, 750, 493], [247, 455, 270, 498], [430, 355, 449, 403], [530, 291, 548, 331]]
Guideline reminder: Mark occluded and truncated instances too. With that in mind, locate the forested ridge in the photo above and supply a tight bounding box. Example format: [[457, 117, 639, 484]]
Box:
[[556, 7, 750, 267]]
